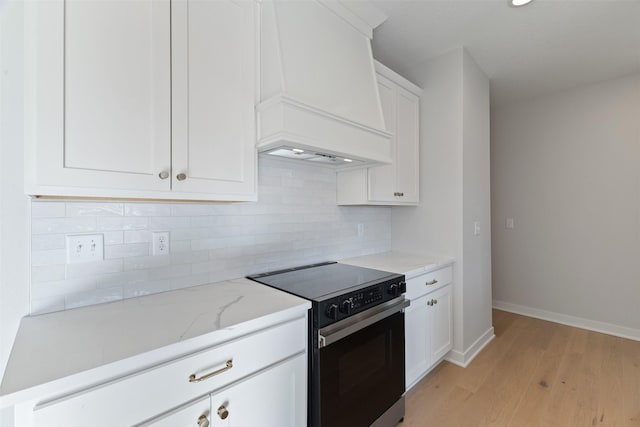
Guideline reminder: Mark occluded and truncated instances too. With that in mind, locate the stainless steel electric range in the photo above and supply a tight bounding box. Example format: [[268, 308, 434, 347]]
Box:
[[248, 261, 408, 427]]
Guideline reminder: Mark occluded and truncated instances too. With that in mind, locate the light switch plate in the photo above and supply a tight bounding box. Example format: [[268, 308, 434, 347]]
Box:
[[66, 234, 104, 264], [506, 218, 515, 229], [473, 221, 481, 236]]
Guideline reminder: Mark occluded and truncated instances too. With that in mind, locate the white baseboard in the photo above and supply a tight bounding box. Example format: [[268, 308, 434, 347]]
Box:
[[445, 326, 495, 368], [493, 300, 640, 342]]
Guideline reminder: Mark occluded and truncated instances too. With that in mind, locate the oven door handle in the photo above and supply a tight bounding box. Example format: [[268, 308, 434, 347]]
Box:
[[318, 296, 410, 348]]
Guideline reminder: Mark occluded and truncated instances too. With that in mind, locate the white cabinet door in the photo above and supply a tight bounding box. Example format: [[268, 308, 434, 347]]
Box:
[[28, 0, 171, 193], [368, 74, 396, 202], [146, 396, 211, 427], [209, 355, 307, 427], [405, 282, 453, 390], [429, 284, 453, 363], [404, 294, 430, 389], [394, 87, 420, 203], [369, 77, 419, 204], [171, 0, 257, 198]]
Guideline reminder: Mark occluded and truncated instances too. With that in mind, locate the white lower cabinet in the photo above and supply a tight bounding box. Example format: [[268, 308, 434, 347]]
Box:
[[404, 266, 453, 389], [146, 395, 211, 427], [405, 294, 430, 387], [208, 355, 306, 427], [147, 355, 306, 427], [23, 316, 307, 427], [429, 285, 453, 363]]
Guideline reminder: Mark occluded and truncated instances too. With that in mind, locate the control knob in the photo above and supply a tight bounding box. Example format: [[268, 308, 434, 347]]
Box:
[[388, 283, 400, 297], [399, 281, 407, 293], [339, 298, 353, 315], [326, 304, 338, 320]]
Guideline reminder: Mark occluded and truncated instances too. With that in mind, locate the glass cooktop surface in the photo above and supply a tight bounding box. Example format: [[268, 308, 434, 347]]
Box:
[[247, 262, 399, 301]]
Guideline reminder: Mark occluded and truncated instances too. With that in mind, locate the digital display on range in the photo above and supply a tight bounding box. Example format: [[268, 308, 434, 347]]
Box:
[[351, 286, 383, 308]]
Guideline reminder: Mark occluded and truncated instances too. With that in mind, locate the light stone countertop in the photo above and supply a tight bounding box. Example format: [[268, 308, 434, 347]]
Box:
[[0, 278, 309, 407], [340, 251, 454, 279]]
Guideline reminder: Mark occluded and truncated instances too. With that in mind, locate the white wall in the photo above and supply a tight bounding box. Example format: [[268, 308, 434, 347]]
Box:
[[492, 73, 640, 337], [461, 50, 493, 351], [391, 50, 464, 351], [1, 2, 30, 424], [392, 48, 493, 363]]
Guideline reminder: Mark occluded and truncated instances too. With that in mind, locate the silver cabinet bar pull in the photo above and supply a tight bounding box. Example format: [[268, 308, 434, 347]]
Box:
[[425, 279, 438, 286], [188, 360, 233, 383]]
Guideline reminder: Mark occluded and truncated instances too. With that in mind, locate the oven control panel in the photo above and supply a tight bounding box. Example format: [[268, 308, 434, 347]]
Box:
[[318, 276, 406, 327]]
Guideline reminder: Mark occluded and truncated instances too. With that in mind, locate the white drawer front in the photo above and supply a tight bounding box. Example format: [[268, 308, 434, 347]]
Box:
[[406, 266, 452, 300], [33, 317, 306, 427], [143, 395, 211, 427]]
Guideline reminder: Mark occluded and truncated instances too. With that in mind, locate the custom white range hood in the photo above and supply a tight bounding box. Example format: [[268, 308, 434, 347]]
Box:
[[257, 0, 392, 168]]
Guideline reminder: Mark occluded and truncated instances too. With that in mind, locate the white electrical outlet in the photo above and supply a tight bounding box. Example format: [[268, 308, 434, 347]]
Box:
[[357, 223, 364, 237], [66, 234, 104, 264], [473, 221, 481, 236], [506, 218, 515, 229], [152, 231, 170, 256]]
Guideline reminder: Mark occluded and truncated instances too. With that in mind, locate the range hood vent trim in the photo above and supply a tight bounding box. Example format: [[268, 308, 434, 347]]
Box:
[[256, 95, 393, 167]]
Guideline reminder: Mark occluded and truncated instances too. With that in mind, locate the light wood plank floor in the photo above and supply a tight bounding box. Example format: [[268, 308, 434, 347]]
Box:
[[403, 309, 640, 427]]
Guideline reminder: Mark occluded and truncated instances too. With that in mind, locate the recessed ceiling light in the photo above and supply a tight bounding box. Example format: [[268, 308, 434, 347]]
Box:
[[292, 148, 305, 153], [343, 158, 353, 163], [510, 0, 533, 7]]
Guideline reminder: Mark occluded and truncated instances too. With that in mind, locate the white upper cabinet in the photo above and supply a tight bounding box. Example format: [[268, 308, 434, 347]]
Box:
[[25, 0, 172, 194], [24, 0, 257, 201], [337, 61, 421, 205], [171, 0, 256, 197]]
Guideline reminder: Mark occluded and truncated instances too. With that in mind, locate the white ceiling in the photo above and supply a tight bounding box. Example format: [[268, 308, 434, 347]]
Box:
[[366, 0, 640, 106]]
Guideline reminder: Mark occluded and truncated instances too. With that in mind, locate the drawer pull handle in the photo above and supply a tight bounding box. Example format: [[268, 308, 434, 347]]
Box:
[[158, 171, 169, 180], [176, 172, 187, 181], [197, 415, 210, 427], [217, 405, 229, 420], [425, 279, 438, 286], [189, 360, 233, 383]]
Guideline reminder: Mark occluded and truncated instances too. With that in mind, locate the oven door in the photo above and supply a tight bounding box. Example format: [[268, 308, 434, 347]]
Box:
[[317, 297, 408, 427]]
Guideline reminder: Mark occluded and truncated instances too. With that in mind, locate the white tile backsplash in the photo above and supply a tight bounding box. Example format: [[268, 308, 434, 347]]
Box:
[[104, 243, 150, 259], [102, 231, 125, 245], [29, 158, 392, 314], [31, 202, 66, 218], [124, 203, 171, 217], [31, 234, 66, 251], [66, 202, 124, 217]]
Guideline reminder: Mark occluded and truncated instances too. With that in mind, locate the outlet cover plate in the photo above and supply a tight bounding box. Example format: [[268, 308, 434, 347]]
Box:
[[152, 231, 170, 256]]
